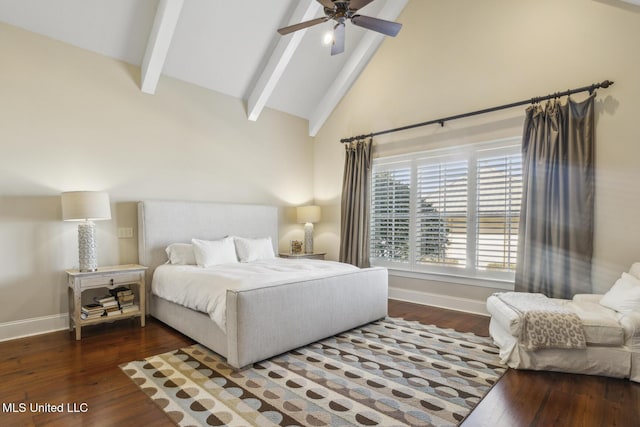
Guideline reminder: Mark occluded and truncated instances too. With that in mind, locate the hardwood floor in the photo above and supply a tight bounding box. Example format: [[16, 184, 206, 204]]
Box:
[[0, 300, 638, 426], [390, 300, 640, 427], [0, 317, 193, 427]]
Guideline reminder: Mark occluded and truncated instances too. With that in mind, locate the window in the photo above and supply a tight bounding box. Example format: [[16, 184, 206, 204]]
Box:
[[370, 166, 411, 263], [370, 138, 522, 282]]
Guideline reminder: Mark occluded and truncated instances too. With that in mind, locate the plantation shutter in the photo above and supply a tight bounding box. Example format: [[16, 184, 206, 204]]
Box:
[[476, 151, 522, 272], [370, 138, 521, 282], [370, 166, 411, 263], [416, 159, 469, 268]]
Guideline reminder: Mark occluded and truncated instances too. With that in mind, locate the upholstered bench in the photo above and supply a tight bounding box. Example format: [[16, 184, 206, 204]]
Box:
[[487, 264, 640, 382]]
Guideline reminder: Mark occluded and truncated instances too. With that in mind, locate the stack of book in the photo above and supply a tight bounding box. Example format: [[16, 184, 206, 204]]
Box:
[[109, 286, 139, 314], [95, 294, 121, 316], [80, 303, 105, 320]]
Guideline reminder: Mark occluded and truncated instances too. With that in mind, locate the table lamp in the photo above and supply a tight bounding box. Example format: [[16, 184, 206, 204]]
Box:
[[61, 191, 111, 272], [297, 205, 321, 254]]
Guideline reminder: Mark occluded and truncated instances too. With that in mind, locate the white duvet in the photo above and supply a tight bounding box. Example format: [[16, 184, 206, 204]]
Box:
[[152, 258, 359, 330]]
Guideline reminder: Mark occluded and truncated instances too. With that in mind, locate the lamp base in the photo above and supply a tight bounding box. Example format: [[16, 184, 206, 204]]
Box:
[[304, 222, 314, 254], [78, 221, 98, 272]]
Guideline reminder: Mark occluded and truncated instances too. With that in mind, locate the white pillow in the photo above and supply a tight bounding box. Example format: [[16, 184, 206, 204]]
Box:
[[191, 237, 238, 267], [165, 243, 196, 265], [234, 236, 275, 262], [629, 262, 640, 280], [600, 272, 640, 313]]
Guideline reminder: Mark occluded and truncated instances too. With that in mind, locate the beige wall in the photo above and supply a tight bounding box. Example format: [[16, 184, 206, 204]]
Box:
[[314, 0, 640, 310], [0, 23, 314, 327], [3, 0, 640, 331]]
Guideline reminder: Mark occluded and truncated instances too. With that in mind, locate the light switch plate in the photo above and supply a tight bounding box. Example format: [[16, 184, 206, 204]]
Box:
[[117, 227, 134, 239]]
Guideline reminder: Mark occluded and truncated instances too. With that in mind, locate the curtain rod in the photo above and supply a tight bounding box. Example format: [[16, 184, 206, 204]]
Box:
[[339, 80, 614, 144]]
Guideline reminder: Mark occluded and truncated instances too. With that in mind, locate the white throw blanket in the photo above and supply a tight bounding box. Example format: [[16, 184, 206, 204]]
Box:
[[496, 292, 586, 351]]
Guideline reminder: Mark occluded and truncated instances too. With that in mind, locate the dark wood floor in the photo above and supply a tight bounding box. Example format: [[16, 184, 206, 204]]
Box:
[[390, 300, 640, 427], [0, 300, 638, 426]]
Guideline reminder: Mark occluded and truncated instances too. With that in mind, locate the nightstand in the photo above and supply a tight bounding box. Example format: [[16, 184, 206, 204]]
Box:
[[279, 252, 326, 260], [66, 264, 147, 340]]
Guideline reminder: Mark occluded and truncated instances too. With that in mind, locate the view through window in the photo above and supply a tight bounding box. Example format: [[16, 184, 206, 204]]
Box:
[[370, 138, 522, 281]]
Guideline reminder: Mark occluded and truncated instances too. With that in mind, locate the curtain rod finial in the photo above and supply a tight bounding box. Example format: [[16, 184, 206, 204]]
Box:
[[600, 80, 614, 88]]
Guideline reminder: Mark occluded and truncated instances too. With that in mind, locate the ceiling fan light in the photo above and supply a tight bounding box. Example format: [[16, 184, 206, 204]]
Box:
[[277, 0, 400, 55], [323, 31, 334, 45]]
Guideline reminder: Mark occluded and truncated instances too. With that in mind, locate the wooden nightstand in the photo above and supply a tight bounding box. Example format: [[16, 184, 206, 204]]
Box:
[[66, 264, 147, 340], [279, 253, 326, 260]]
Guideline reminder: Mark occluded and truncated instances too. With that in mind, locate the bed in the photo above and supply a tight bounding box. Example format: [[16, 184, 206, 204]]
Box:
[[137, 200, 388, 369]]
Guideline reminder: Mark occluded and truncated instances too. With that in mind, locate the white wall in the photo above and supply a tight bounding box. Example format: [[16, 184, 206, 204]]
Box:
[[3, 0, 640, 335], [313, 0, 640, 313], [0, 23, 315, 335]]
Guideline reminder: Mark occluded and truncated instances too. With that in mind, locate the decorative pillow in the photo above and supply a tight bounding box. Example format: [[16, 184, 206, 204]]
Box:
[[191, 237, 238, 267], [629, 262, 640, 280], [600, 272, 640, 313], [165, 243, 196, 265], [234, 236, 275, 262]]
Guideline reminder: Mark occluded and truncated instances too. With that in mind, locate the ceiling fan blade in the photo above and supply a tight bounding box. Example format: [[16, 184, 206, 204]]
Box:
[[331, 23, 345, 56], [351, 14, 402, 37], [277, 17, 329, 35], [348, 0, 374, 11], [316, 0, 335, 9]]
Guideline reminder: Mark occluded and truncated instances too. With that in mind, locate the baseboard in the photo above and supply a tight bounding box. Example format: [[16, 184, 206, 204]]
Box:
[[0, 313, 69, 342], [0, 292, 488, 342], [388, 287, 490, 316]]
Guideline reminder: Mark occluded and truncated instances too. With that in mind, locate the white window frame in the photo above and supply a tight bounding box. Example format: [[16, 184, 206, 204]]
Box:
[[370, 137, 521, 289]]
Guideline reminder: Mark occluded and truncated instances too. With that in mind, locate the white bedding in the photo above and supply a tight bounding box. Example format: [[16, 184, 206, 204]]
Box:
[[152, 258, 360, 329]]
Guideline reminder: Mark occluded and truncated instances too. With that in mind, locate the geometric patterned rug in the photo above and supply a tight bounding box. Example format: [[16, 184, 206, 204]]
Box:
[[120, 317, 506, 426]]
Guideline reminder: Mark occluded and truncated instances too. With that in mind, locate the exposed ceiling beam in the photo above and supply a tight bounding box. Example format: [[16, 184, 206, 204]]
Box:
[[246, 0, 322, 121], [308, 0, 408, 136], [140, 0, 184, 94]]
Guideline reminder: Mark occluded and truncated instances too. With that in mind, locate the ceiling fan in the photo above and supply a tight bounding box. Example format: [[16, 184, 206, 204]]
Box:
[[277, 0, 402, 56]]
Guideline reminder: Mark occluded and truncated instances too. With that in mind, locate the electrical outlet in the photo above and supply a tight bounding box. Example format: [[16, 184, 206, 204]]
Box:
[[117, 227, 134, 239]]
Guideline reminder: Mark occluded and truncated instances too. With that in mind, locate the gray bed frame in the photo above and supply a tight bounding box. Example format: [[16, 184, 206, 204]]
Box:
[[137, 200, 388, 369]]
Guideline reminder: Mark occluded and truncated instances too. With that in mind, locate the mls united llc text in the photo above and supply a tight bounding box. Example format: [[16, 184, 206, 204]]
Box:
[[2, 402, 88, 413]]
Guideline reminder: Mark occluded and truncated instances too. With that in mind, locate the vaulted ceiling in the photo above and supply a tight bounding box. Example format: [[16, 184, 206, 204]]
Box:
[[0, 0, 409, 136]]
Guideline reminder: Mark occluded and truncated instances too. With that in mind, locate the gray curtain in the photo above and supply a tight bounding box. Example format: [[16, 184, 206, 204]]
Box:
[[515, 94, 595, 299], [339, 138, 373, 267]]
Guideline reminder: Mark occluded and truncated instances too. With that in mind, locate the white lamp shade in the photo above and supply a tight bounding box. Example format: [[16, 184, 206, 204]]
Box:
[[297, 205, 321, 224], [61, 191, 111, 221]]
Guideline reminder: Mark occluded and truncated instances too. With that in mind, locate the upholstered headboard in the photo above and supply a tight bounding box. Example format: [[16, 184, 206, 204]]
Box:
[[137, 200, 279, 292]]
